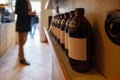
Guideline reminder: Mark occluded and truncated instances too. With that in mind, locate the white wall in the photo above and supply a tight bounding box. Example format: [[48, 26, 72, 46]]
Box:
[[40, 0, 52, 41]]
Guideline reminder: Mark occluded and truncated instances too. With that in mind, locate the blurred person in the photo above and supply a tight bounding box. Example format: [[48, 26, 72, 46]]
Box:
[[15, 0, 36, 65], [29, 15, 39, 38]]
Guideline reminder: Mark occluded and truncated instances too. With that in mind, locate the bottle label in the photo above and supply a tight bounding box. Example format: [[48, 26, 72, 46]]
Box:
[[57, 28, 60, 39], [65, 32, 68, 49], [54, 27, 56, 37], [68, 37, 87, 61], [53, 27, 55, 35], [56, 28, 58, 38], [60, 30, 65, 44]]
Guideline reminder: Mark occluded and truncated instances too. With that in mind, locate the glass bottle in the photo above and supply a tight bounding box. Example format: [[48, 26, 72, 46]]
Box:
[[57, 14, 64, 44], [60, 12, 70, 50], [56, 14, 60, 42], [50, 15, 56, 36], [54, 15, 59, 40], [65, 10, 75, 56], [52, 15, 57, 38], [68, 8, 93, 73]]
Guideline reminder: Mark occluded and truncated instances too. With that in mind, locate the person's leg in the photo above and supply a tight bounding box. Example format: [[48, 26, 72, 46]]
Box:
[[23, 32, 28, 44], [19, 32, 25, 60], [18, 32, 30, 65]]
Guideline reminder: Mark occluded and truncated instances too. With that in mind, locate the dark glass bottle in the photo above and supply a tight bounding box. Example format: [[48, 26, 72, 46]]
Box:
[[68, 8, 93, 73], [51, 15, 56, 36], [54, 15, 59, 40], [56, 14, 60, 42], [65, 11, 75, 56], [60, 12, 70, 50], [52, 15, 57, 38], [56, 14, 64, 44]]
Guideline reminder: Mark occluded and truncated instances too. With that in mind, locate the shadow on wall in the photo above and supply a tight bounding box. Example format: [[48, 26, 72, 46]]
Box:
[[92, 14, 105, 76]]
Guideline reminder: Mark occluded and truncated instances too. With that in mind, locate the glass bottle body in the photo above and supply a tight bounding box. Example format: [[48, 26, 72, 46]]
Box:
[[57, 14, 64, 44], [60, 12, 70, 50], [68, 8, 93, 73], [65, 11, 75, 56]]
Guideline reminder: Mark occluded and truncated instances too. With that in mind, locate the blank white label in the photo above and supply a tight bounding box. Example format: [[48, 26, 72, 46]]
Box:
[[57, 29, 60, 39], [60, 30, 65, 44], [68, 37, 87, 61], [65, 32, 68, 49]]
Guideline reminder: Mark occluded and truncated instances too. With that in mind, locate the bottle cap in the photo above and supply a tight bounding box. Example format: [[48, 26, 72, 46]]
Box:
[[75, 8, 85, 15]]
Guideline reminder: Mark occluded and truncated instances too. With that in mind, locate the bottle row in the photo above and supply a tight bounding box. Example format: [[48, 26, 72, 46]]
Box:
[[49, 8, 93, 73]]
